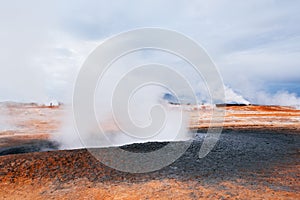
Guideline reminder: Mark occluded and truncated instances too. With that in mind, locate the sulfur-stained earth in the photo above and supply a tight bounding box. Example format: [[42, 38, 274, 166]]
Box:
[[0, 103, 299, 199]]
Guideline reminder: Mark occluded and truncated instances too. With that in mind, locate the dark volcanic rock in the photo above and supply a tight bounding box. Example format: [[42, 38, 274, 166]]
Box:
[[0, 131, 299, 191], [0, 140, 59, 156], [120, 142, 169, 153]]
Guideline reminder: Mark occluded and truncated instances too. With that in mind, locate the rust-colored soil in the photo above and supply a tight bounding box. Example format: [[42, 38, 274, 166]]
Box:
[[0, 103, 299, 199], [0, 148, 299, 200], [190, 105, 300, 133]]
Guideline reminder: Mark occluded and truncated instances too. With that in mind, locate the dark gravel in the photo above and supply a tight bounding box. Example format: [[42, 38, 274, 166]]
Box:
[[0, 130, 299, 191], [0, 140, 59, 156]]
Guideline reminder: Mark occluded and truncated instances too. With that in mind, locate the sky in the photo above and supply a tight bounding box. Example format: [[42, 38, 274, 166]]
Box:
[[0, 0, 299, 105]]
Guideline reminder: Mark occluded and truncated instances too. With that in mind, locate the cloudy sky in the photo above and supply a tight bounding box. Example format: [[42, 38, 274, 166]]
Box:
[[0, 0, 299, 105]]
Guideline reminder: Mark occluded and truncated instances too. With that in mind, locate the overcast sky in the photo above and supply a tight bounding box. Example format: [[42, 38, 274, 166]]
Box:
[[0, 0, 299, 104]]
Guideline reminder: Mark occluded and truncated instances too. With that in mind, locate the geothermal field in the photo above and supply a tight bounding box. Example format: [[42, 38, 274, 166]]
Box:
[[0, 102, 299, 199]]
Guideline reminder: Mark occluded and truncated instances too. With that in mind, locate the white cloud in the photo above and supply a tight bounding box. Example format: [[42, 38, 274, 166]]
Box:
[[0, 0, 299, 104]]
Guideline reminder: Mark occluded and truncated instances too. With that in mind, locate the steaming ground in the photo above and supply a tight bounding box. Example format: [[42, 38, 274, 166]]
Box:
[[0, 103, 300, 198], [1, 103, 300, 155], [0, 130, 299, 199]]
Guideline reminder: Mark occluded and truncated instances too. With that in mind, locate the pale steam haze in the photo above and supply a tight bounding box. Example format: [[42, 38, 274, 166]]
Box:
[[1, 0, 300, 106]]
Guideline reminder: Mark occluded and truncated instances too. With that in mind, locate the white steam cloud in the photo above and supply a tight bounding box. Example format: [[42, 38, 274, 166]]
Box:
[[224, 86, 250, 105], [253, 91, 300, 108], [56, 50, 195, 149]]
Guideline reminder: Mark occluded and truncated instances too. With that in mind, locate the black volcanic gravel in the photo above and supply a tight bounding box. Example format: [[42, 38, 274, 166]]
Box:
[[0, 130, 299, 191]]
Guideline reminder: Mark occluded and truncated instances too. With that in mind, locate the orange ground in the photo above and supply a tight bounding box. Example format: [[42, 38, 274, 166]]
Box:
[[0, 148, 299, 200], [190, 105, 300, 132], [0, 103, 299, 199]]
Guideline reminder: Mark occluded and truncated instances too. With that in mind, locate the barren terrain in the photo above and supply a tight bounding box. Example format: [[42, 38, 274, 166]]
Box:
[[0, 103, 299, 199]]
